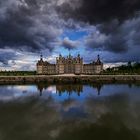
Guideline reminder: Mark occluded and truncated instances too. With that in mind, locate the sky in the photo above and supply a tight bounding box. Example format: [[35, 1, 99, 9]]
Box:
[[0, 0, 140, 70]]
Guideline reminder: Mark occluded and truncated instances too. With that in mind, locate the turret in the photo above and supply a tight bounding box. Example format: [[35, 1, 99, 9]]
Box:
[[78, 53, 80, 58], [59, 54, 62, 58], [40, 54, 43, 61], [68, 53, 72, 59], [94, 55, 103, 74], [96, 55, 101, 65], [36, 54, 44, 74], [37, 54, 44, 66]]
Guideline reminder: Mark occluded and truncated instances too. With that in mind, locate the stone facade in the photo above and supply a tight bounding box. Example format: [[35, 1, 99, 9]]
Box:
[[37, 54, 103, 75]]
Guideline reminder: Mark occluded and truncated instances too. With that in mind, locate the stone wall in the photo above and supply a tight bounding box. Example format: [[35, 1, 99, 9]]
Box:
[[0, 75, 140, 84]]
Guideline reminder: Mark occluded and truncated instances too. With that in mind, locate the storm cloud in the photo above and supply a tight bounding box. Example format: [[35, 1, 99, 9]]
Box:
[[0, 0, 63, 52], [1, 0, 140, 52], [85, 16, 140, 55], [0, 0, 140, 69], [57, 0, 140, 56], [58, 0, 140, 23]]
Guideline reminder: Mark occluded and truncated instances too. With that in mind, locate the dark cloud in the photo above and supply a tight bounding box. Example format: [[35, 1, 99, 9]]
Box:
[[57, 0, 140, 57], [85, 16, 140, 55], [1, 0, 140, 53], [0, 0, 62, 53], [58, 0, 140, 24], [0, 0, 140, 69], [105, 36, 128, 53]]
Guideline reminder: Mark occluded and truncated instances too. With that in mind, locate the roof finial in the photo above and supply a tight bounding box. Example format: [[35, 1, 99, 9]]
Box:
[[78, 51, 80, 57], [96, 54, 101, 64], [40, 53, 43, 60], [69, 49, 71, 58], [59, 53, 62, 57]]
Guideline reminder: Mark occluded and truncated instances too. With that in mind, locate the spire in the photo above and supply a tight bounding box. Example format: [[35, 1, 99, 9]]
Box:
[[97, 54, 100, 60], [40, 53, 43, 59], [78, 53, 80, 58], [96, 54, 101, 64], [97, 54, 101, 63], [69, 52, 71, 58], [59, 53, 62, 58], [40, 53, 43, 61], [68, 49, 72, 58]]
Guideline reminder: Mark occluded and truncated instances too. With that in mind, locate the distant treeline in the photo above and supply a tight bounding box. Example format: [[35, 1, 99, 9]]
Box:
[[104, 62, 140, 75], [0, 71, 36, 76]]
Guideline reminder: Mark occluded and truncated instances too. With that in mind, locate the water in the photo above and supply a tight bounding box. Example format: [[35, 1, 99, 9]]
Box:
[[0, 83, 140, 140]]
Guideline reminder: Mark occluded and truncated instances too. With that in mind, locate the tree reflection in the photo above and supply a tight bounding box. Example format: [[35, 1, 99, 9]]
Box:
[[36, 83, 103, 96]]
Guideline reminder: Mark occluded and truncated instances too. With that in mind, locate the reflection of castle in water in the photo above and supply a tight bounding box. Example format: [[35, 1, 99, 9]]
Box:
[[37, 84, 103, 96], [56, 85, 83, 96]]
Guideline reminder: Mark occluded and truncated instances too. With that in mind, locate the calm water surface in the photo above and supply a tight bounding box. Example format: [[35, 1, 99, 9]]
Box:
[[0, 83, 140, 140]]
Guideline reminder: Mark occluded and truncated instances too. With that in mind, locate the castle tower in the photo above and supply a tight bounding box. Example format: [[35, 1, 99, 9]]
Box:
[[75, 54, 83, 74], [94, 55, 103, 74], [37, 54, 44, 74], [56, 54, 65, 74]]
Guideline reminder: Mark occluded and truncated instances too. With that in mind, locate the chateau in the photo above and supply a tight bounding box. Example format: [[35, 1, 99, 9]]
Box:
[[37, 54, 103, 75]]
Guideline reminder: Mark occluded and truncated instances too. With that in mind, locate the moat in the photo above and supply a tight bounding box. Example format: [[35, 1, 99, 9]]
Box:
[[0, 83, 140, 140]]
